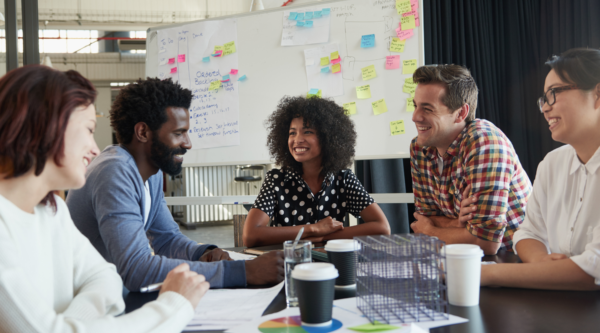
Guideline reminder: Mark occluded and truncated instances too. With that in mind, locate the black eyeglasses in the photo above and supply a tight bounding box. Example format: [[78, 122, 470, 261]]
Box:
[[537, 85, 579, 112]]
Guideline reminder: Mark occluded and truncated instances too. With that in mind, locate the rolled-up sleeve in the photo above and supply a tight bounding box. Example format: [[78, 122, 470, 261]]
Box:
[[570, 226, 600, 284]]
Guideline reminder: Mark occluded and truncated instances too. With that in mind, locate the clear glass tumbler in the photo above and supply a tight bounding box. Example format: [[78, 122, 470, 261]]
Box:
[[284, 240, 312, 307]]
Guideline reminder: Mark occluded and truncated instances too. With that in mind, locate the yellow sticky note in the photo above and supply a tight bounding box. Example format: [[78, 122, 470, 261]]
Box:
[[214, 45, 223, 53], [401, 15, 416, 30], [356, 85, 371, 99], [405, 77, 415, 85], [396, 0, 412, 14], [223, 41, 236, 56], [330, 51, 339, 60], [332, 63, 341, 73], [403, 59, 418, 74], [390, 120, 405, 135], [343, 102, 357, 115], [372, 98, 388, 115], [307, 89, 322, 98], [407, 98, 415, 112], [361, 65, 377, 81], [320, 57, 330, 66], [390, 37, 405, 53], [403, 83, 417, 96], [209, 80, 222, 91]]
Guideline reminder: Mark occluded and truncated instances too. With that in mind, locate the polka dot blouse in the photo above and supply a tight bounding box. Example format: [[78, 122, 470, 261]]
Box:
[[252, 168, 375, 227]]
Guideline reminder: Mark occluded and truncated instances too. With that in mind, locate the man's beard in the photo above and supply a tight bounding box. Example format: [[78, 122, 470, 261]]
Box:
[[150, 136, 186, 176]]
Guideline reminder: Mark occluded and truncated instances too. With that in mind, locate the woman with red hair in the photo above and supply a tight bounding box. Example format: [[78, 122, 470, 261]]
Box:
[[0, 65, 208, 332]]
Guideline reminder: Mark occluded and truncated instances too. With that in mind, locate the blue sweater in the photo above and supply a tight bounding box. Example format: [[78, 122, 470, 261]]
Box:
[[67, 145, 246, 291]]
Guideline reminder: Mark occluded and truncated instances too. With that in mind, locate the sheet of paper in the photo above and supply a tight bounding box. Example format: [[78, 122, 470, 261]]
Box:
[[356, 85, 371, 99], [184, 282, 284, 331], [361, 65, 377, 81], [344, 102, 357, 115], [224, 250, 256, 260], [304, 43, 343, 97], [372, 98, 388, 115], [386, 56, 400, 70], [390, 38, 405, 53], [390, 120, 405, 135], [361, 34, 375, 48], [403, 59, 418, 74], [282, 6, 331, 46]]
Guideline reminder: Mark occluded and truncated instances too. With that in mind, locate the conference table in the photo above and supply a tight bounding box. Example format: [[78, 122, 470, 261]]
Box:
[[124, 250, 600, 333]]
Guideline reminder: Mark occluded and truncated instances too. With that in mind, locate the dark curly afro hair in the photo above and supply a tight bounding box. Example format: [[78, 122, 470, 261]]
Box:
[[266, 96, 357, 176], [110, 77, 192, 144]]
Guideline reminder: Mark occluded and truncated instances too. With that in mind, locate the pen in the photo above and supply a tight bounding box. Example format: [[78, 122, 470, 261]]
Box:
[[140, 282, 163, 293]]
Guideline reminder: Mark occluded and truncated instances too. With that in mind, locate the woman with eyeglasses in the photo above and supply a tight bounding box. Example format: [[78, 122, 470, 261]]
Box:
[[480, 48, 600, 290]]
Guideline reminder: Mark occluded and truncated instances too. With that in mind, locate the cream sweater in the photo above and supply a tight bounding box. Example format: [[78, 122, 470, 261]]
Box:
[[0, 194, 194, 333]]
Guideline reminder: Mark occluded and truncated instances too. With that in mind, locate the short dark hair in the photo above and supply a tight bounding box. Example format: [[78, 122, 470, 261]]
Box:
[[413, 64, 478, 122], [266, 96, 357, 176], [546, 48, 600, 90], [110, 77, 192, 144], [0, 65, 96, 209]]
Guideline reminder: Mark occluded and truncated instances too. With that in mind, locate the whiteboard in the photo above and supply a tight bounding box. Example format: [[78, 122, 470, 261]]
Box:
[[147, 0, 424, 167]]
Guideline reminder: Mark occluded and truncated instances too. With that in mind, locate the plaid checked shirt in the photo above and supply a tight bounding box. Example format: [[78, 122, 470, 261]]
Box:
[[410, 119, 532, 250]]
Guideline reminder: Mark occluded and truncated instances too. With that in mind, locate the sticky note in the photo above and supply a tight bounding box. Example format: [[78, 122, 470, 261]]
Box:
[[297, 13, 305, 20], [202, 56, 210, 63], [209, 80, 221, 91], [214, 45, 223, 53], [403, 83, 417, 96], [332, 63, 341, 73], [343, 102, 356, 115], [390, 37, 405, 53], [168, 58, 175, 64], [396, 0, 412, 14], [211, 50, 223, 57], [390, 120, 405, 135], [331, 51, 339, 61], [230, 69, 238, 75], [178, 54, 186, 63], [372, 98, 389, 115], [361, 34, 375, 48], [356, 85, 371, 99], [348, 322, 400, 332], [314, 11, 322, 18], [170, 67, 177, 74], [288, 12, 298, 20], [401, 15, 416, 30], [220, 79, 230, 83], [159, 58, 167, 65], [307, 89, 322, 98], [331, 57, 341, 64], [405, 77, 415, 84], [322, 8, 330, 15], [296, 21, 305, 27], [403, 59, 418, 74], [305, 12, 313, 19], [385, 55, 400, 69], [407, 98, 415, 112], [321, 67, 330, 73], [320, 57, 330, 66], [361, 65, 377, 81], [238, 74, 247, 81], [222, 74, 230, 80], [223, 41, 236, 56], [397, 28, 414, 40], [305, 21, 313, 28]]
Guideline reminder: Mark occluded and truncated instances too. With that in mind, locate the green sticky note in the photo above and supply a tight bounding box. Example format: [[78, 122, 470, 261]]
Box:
[[401, 15, 416, 30], [403, 59, 417, 74], [343, 102, 357, 115], [356, 85, 371, 99], [405, 77, 415, 84], [396, 0, 412, 15], [361, 65, 377, 81], [209, 80, 222, 91], [320, 56, 330, 66], [331, 51, 339, 60], [390, 37, 405, 53], [348, 321, 402, 332], [391, 120, 405, 136], [407, 97, 415, 112], [222, 41, 236, 56], [372, 98, 388, 115]]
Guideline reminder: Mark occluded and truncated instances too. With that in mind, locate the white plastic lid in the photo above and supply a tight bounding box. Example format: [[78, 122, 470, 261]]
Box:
[[324, 239, 359, 252], [291, 263, 339, 281], [443, 244, 484, 258]]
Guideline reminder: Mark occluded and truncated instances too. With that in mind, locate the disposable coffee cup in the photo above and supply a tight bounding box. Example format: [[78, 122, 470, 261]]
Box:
[[325, 239, 358, 287], [292, 263, 339, 326], [444, 244, 484, 307]]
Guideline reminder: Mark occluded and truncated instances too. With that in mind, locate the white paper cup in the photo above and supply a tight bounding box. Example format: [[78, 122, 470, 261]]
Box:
[[444, 244, 484, 307]]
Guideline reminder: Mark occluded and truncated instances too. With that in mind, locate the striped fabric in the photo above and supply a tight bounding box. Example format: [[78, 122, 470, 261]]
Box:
[[410, 119, 532, 250]]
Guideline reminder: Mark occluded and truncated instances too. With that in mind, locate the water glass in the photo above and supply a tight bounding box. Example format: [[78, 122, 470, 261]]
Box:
[[284, 240, 312, 307]]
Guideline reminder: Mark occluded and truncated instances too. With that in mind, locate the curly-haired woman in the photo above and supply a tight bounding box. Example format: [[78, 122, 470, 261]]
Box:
[[243, 96, 390, 247]]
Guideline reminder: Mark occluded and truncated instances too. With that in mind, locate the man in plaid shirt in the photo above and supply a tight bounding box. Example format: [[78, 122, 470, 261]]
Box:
[[409, 65, 532, 255]]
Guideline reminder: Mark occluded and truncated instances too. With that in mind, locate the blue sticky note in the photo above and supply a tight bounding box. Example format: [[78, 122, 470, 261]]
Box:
[[361, 34, 375, 48], [305, 12, 313, 19], [297, 13, 305, 20], [202, 57, 210, 63], [309, 88, 319, 95], [296, 21, 305, 27], [238, 75, 247, 81], [314, 11, 322, 18], [322, 8, 331, 15], [222, 74, 230, 80], [305, 21, 314, 27], [288, 12, 297, 20], [321, 67, 330, 73]]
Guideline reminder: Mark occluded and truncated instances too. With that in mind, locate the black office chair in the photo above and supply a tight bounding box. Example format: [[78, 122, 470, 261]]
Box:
[[234, 165, 265, 211]]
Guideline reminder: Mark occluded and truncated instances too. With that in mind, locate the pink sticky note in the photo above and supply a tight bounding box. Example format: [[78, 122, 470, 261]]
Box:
[[230, 69, 238, 75], [416, 17, 420, 27], [397, 29, 414, 40], [221, 79, 230, 82], [411, 0, 419, 10], [331, 57, 341, 64], [168, 58, 175, 65], [385, 55, 400, 70], [170, 67, 177, 74], [178, 54, 186, 63]]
